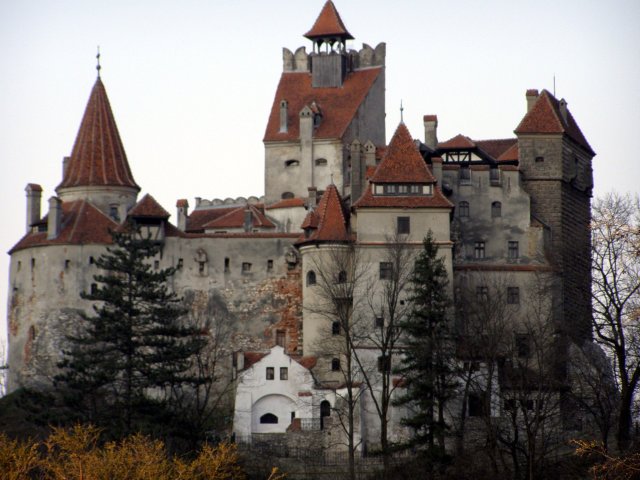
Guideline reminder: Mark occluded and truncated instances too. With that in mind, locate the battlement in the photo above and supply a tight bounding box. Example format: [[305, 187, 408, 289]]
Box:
[[282, 42, 386, 73], [194, 195, 264, 210]]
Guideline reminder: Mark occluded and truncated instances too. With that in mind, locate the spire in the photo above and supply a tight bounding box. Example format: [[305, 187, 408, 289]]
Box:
[[96, 46, 101, 78], [304, 1, 354, 46], [57, 77, 140, 193]]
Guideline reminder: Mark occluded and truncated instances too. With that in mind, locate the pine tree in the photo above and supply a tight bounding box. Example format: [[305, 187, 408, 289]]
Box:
[[396, 232, 458, 458], [56, 224, 206, 435]]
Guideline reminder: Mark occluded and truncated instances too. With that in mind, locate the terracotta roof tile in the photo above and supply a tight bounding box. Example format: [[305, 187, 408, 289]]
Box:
[[176, 199, 188, 208], [515, 89, 594, 155], [57, 78, 139, 192], [438, 134, 476, 150], [353, 185, 453, 209], [370, 124, 434, 183], [203, 205, 275, 230], [243, 352, 268, 370], [297, 184, 349, 244], [423, 114, 438, 122], [475, 138, 517, 160], [264, 68, 382, 142], [304, 1, 354, 41], [128, 194, 170, 219], [10, 200, 118, 253], [497, 143, 519, 162], [296, 356, 318, 370], [266, 197, 306, 210], [184, 207, 238, 233]]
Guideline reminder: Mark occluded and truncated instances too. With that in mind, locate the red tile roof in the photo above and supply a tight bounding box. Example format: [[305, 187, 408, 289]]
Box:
[[184, 207, 238, 233], [296, 356, 318, 370], [243, 352, 268, 370], [128, 194, 170, 219], [515, 89, 594, 155], [497, 143, 519, 162], [266, 197, 306, 210], [438, 134, 476, 149], [26, 183, 42, 192], [264, 68, 382, 142], [304, 1, 354, 41], [10, 200, 117, 253], [353, 186, 453, 209], [57, 78, 139, 192], [203, 205, 275, 230], [176, 199, 188, 208], [423, 114, 438, 122], [297, 184, 350, 243], [370, 124, 434, 183], [475, 138, 517, 160]]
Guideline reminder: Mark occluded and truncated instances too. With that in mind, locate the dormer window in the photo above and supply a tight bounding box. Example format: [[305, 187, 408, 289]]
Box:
[[315, 158, 328, 166], [376, 184, 430, 196]]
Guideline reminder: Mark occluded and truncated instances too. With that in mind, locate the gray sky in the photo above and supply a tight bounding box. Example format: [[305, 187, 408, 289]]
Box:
[[1, 0, 639, 349]]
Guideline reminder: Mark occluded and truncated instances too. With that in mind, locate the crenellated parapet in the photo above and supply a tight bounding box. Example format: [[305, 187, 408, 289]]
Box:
[[194, 196, 264, 210], [282, 42, 386, 73]]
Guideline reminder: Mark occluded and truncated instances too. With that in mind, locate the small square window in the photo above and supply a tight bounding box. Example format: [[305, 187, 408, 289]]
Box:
[[397, 216, 410, 234], [266, 367, 275, 380], [535, 156, 544, 163], [507, 287, 520, 305], [280, 367, 288, 380], [410, 184, 421, 194], [508, 241, 519, 260], [379, 262, 393, 280], [474, 241, 485, 259], [331, 358, 341, 371], [398, 185, 408, 193], [242, 262, 252, 273]]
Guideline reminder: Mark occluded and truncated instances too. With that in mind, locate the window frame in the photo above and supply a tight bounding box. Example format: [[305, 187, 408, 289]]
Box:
[[266, 367, 275, 380], [397, 216, 410, 235], [379, 262, 393, 280], [474, 241, 486, 259], [280, 367, 288, 380]]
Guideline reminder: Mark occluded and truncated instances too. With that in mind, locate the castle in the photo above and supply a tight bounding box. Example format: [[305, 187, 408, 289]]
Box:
[[6, 1, 594, 450]]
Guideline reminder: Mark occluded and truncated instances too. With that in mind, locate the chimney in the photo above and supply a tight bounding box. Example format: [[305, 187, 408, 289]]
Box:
[[25, 183, 42, 232], [526, 89, 539, 112], [299, 106, 313, 141], [423, 115, 438, 149], [47, 196, 62, 240], [279, 99, 288, 133], [559, 98, 568, 123], [350, 140, 363, 203], [176, 199, 189, 231], [431, 157, 443, 185], [307, 187, 318, 207], [62, 156, 70, 178], [243, 206, 253, 232], [363, 140, 376, 167]]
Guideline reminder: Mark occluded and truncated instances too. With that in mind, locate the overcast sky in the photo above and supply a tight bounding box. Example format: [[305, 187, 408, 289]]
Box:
[[1, 0, 639, 352]]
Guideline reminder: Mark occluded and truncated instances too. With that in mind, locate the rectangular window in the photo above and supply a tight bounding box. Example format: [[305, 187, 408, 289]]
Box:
[[476, 286, 488, 302], [460, 167, 471, 184], [280, 367, 288, 380], [224, 257, 230, 273], [515, 334, 531, 358], [154, 260, 160, 270], [397, 216, 410, 234], [379, 262, 393, 280], [276, 330, 286, 347], [410, 184, 421, 194], [384, 184, 397, 194], [508, 241, 519, 260], [266, 367, 275, 380], [377, 355, 391, 373], [267, 259, 274, 271], [507, 287, 520, 305], [332, 321, 340, 335], [468, 391, 487, 417], [375, 316, 384, 328], [474, 241, 485, 259], [242, 262, 252, 272], [398, 184, 408, 193]]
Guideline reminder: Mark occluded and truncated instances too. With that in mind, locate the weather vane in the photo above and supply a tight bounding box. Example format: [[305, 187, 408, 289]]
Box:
[[400, 100, 404, 123], [96, 46, 101, 78]]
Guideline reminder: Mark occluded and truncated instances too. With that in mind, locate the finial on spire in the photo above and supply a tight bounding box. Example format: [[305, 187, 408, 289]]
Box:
[[96, 46, 101, 78], [400, 100, 404, 123]]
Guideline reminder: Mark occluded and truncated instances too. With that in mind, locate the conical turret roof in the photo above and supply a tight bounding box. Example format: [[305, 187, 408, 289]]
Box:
[[57, 77, 139, 191], [304, 1, 354, 41], [298, 184, 350, 244]]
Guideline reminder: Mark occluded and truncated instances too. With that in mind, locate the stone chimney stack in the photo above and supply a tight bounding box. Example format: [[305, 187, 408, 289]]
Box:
[[423, 115, 438, 149], [559, 98, 568, 122], [307, 187, 317, 207], [176, 199, 189, 231], [47, 196, 62, 240], [25, 183, 43, 233], [350, 139, 363, 203], [243, 206, 253, 232], [526, 89, 539, 112], [279, 99, 288, 133], [363, 140, 376, 167]]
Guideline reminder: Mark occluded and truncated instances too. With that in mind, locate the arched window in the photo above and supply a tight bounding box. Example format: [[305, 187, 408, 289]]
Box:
[[260, 413, 278, 424], [281, 192, 294, 199], [320, 400, 331, 429], [491, 201, 502, 218], [315, 158, 328, 166], [331, 358, 340, 371], [337, 270, 347, 284], [306, 270, 317, 286], [285, 159, 300, 168], [459, 201, 469, 218]]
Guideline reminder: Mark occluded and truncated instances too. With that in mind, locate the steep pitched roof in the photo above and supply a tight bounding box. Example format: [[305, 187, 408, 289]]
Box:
[[10, 200, 117, 252], [476, 138, 517, 160], [304, 1, 354, 41], [264, 68, 382, 142], [297, 184, 349, 243], [184, 207, 238, 233], [57, 78, 139, 191], [515, 89, 594, 155], [266, 197, 306, 210], [128, 194, 170, 219], [371, 123, 434, 183], [353, 186, 453, 209], [497, 143, 519, 162], [203, 205, 275, 230], [438, 134, 476, 150]]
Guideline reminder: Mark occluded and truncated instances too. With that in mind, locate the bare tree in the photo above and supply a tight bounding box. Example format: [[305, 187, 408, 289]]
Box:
[[591, 192, 640, 450], [307, 244, 369, 480]]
